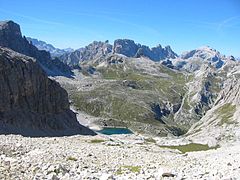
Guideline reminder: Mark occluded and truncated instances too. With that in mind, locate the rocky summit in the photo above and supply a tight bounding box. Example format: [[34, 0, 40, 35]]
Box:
[[60, 41, 113, 67], [113, 39, 177, 60], [0, 19, 240, 180], [0, 20, 72, 77], [172, 46, 235, 72]]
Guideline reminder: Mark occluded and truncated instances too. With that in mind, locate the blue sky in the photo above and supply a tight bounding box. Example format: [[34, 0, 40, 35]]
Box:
[[0, 0, 240, 56]]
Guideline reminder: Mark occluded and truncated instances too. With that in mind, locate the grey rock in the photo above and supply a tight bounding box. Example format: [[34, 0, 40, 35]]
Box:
[[113, 39, 139, 57], [161, 59, 175, 69], [60, 41, 112, 67], [59, 39, 178, 67], [162, 172, 175, 177], [186, 61, 240, 144], [172, 46, 235, 72], [113, 39, 178, 61], [0, 47, 96, 136], [0, 20, 72, 77]]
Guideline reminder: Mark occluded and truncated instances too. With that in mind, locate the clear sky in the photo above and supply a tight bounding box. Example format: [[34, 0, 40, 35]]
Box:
[[0, 0, 240, 56]]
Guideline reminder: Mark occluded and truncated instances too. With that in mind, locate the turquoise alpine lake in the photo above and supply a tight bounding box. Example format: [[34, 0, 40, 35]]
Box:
[[97, 127, 133, 135]]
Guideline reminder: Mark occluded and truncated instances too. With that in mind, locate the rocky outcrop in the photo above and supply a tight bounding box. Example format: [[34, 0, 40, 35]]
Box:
[[27, 37, 74, 57], [60, 41, 112, 67], [0, 47, 95, 136], [113, 39, 139, 57], [113, 39, 178, 60], [172, 46, 235, 72], [0, 20, 72, 76], [215, 63, 240, 105], [173, 64, 222, 128], [185, 61, 240, 145]]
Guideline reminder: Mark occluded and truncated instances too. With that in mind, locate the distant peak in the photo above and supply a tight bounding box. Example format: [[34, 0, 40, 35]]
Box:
[[114, 39, 136, 44], [197, 46, 217, 52]]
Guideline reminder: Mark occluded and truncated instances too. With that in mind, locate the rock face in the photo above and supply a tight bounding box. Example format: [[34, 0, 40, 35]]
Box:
[[27, 37, 74, 57], [60, 41, 112, 67], [113, 39, 178, 60], [0, 47, 95, 136], [0, 20, 72, 76], [185, 61, 240, 145], [113, 39, 139, 57], [172, 46, 235, 72], [173, 64, 221, 128], [59, 39, 177, 67]]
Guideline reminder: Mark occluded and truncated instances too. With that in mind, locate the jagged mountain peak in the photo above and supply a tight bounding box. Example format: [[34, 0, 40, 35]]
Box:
[[84, 40, 111, 49], [113, 38, 178, 60], [59, 38, 178, 67]]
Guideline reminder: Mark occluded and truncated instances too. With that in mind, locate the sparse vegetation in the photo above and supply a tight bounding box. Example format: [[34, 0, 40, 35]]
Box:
[[116, 165, 141, 174], [216, 103, 236, 125], [90, 139, 105, 143], [159, 143, 219, 153], [123, 166, 141, 173], [67, 156, 77, 161], [69, 63, 190, 136], [144, 138, 156, 143]]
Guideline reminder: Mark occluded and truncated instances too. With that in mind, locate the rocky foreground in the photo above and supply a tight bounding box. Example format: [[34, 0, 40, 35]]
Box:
[[0, 134, 239, 180]]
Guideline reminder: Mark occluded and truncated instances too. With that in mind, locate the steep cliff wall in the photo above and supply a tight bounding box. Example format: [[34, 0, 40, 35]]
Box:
[[0, 47, 95, 136]]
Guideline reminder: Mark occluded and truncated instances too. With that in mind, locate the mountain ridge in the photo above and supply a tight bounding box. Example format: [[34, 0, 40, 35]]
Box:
[[58, 39, 178, 67], [27, 37, 74, 57], [24, 32, 236, 72], [0, 20, 73, 77]]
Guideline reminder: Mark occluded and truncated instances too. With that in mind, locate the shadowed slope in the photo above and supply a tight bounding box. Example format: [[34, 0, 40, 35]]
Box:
[[0, 47, 95, 137]]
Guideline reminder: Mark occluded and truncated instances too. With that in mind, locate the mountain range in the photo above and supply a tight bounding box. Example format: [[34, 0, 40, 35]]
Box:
[[0, 20, 239, 145], [27, 37, 74, 57], [58, 39, 178, 67]]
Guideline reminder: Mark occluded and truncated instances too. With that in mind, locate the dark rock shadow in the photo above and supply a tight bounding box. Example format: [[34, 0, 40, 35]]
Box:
[[0, 110, 96, 137]]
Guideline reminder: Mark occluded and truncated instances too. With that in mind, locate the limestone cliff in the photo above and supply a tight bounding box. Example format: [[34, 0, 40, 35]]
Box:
[[0, 47, 95, 136], [0, 20, 72, 76]]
